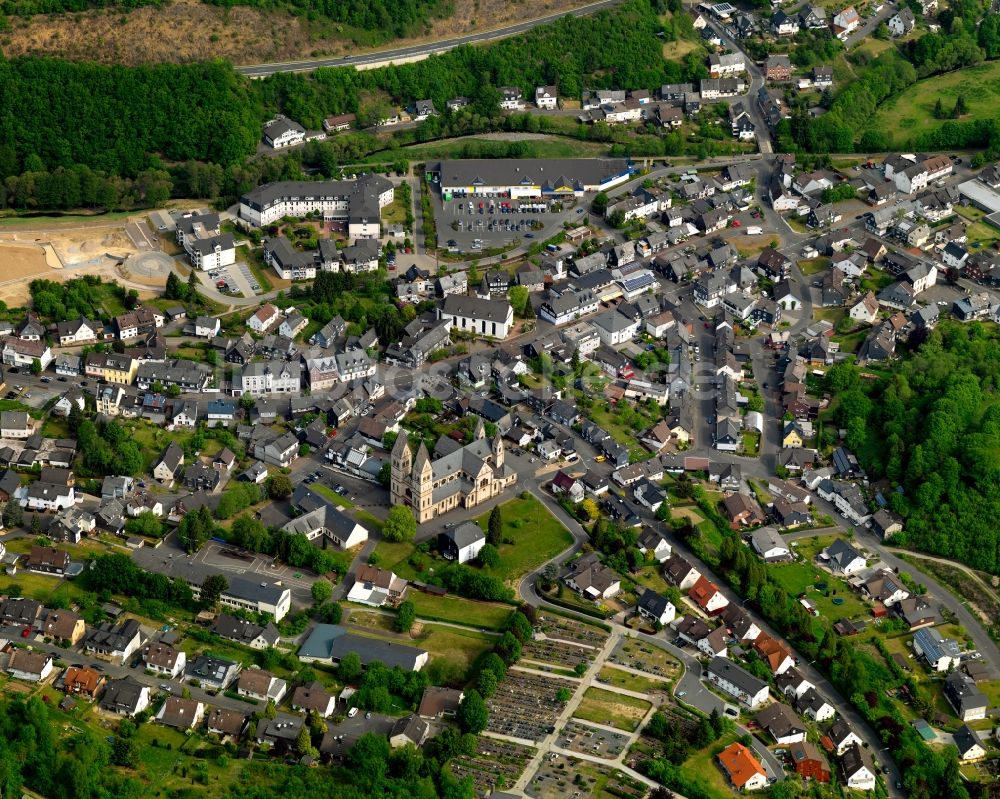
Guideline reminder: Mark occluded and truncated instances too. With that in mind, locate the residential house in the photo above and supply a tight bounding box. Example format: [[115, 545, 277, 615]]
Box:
[[757, 703, 807, 745], [62, 666, 106, 699], [237, 668, 288, 703], [888, 7, 915, 35], [841, 743, 877, 790], [346, 565, 409, 608], [832, 5, 860, 39], [99, 677, 151, 716], [390, 715, 430, 749], [954, 725, 987, 762], [751, 527, 791, 561], [664, 554, 701, 590], [564, 552, 621, 600], [913, 627, 963, 671], [212, 614, 281, 650], [25, 545, 70, 575], [689, 575, 729, 615], [153, 441, 184, 484], [84, 618, 143, 663], [706, 657, 769, 708], [156, 697, 205, 731], [944, 671, 988, 722], [186, 654, 241, 690], [718, 743, 767, 792], [820, 539, 866, 574], [789, 741, 831, 783], [636, 588, 676, 626], [753, 632, 796, 675], [292, 681, 337, 717], [39, 609, 86, 645], [8, 650, 54, 683], [142, 643, 186, 679]]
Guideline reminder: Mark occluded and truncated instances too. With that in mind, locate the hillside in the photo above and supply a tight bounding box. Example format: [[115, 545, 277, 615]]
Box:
[[826, 322, 1000, 573], [0, 0, 604, 65]]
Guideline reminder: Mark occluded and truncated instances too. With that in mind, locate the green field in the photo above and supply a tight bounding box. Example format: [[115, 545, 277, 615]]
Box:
[[384, 135, 609, 163], [767, 559, 869, 622], [798, 256, 831, 276], [408, 591, 513, 630], [572, 687, 652, 732], [474, 495, 574, 585], [597, 667, 669, 695], [873, 60, 1000, 144], [676, 734, 741, 799]]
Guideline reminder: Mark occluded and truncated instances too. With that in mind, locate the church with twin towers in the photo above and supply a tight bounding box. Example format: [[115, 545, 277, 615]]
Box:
[[390, 419, 518, 523]]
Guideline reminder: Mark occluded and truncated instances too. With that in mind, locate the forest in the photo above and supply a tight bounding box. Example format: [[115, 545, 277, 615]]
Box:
[[0, 58, 259, 177], [826, 322, 1000, 574], [0, 0, 156, 13]]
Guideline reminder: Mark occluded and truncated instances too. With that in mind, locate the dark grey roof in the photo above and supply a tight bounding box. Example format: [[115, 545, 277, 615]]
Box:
[[707, 656, 767, 695], [637, 588, 672, 618], [329, 631, 427, 670], [444, 521, 486, 549], [441, 295, 511, 325]]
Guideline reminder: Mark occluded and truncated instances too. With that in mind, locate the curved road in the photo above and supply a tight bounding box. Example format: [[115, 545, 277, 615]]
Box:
[[236, 0, 625, 77]]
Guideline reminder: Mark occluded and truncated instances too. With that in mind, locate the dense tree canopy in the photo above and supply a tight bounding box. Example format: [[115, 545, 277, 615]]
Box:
[[829, 323, 1000, 573], [0, 58, 258, 177]]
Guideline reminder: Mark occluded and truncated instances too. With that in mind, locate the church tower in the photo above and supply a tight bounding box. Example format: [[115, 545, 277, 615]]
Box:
[[411, 441, 433, 521], [473, 417, 486, 440], [390, 430, 412, 506], [492, 433, 504, 470]]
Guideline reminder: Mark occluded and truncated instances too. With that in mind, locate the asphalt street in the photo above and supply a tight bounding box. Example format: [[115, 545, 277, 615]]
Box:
[[235, 0, 626, 77]]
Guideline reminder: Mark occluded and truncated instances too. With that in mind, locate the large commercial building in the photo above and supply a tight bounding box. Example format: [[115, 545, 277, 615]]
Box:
[[238, 174, 394, 236], [430, 158, 634, 199]]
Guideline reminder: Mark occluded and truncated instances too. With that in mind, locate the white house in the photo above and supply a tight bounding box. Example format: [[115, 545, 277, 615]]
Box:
[[849, 292, 879, 324], [832, 5, 860, 39], [636, 589, 676, 626], [841, 743, 876, 791], [7, 650, 54, 683], [194, 316, 221, 338], [438, 522, 487, 564], [499, 87, 525, 110], [248, 304, 281, 334], [819, 538, 867, 575], [750, 527, 791, 561], [438, 296, 513, 340], [142, 643, 187, 679], [535, 85, 558, 109], [0, 411, 33, 439], [591, 310, 640, 347], [56, 317, 98, 346], [263, 116, 306, 149], [706, 656, 769, 708]]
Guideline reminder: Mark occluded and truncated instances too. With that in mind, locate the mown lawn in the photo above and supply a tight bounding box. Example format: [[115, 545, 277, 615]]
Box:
[[407, 591, 513, 630], [767, 559, 869, 622], [597, 666, 669, 695], [572, 687, 652, 732], [475, 495, 574, 585], [873, 60, 1000, 145]]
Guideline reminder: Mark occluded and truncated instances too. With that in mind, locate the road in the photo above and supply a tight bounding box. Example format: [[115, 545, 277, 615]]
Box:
[[235, 0, 626, 77]]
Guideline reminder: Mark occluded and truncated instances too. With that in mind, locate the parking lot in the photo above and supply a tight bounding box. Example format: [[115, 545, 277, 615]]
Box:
[[435, 193, 580, 253], [207, 261, 260, 298], [487, 670, 574, 742], [557, 720, 629, 760]]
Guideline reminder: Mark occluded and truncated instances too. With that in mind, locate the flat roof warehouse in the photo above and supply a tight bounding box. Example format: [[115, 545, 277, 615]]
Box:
[[430, 158, 635, 197]]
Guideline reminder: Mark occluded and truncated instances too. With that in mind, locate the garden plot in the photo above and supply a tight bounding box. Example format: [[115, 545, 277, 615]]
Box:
[[572, 687, 652, 732]]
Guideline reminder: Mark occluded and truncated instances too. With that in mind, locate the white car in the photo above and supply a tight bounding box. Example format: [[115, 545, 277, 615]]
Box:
[[348, 707, 358, 718]]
